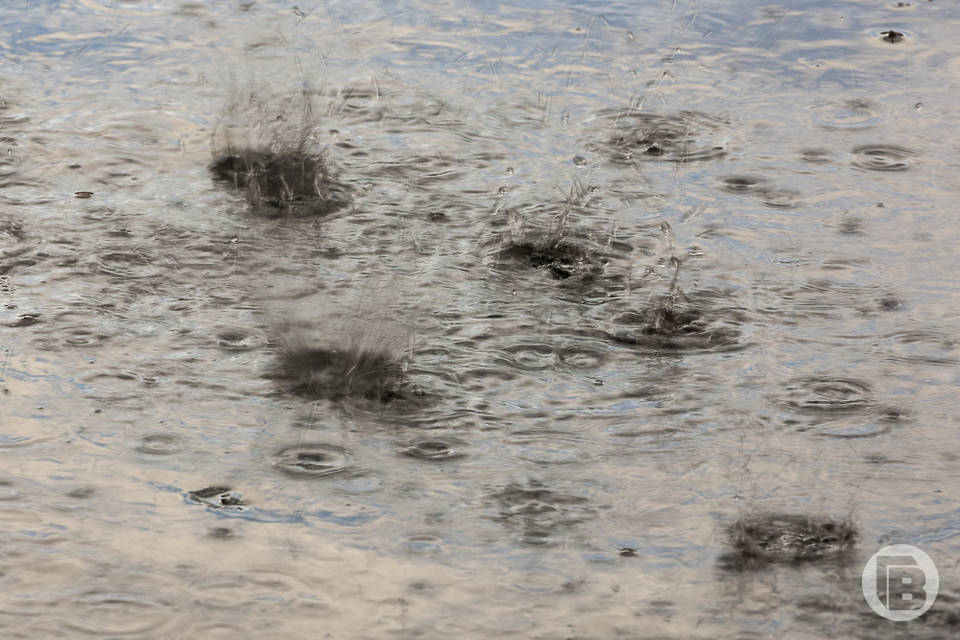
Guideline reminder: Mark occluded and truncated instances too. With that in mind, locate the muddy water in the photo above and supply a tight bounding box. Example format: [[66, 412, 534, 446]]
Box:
[[1, 0, 959, 638]]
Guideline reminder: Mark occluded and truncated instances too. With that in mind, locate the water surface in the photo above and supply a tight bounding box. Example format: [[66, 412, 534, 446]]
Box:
[[1, 0, 959, 637]]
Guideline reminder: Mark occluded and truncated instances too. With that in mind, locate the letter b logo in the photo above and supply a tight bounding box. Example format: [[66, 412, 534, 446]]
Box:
[[863, 545, 938, 621]]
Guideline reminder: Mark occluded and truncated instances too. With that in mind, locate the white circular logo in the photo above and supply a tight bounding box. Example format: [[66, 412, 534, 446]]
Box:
[[862, 544, 939, 621]]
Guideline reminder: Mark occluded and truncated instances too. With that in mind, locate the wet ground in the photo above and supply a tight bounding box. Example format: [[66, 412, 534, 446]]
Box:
[[1, 0, 959, 638]]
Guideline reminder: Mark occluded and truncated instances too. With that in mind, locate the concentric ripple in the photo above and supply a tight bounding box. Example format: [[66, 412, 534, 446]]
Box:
[[215, 327, 266, 351], [274, 443, 352, 477], [135, 433, 180, 456], [810, 99, 887, 130], [598, 109, 732, 163], [402, 439, 466, 461], [782, 377, 874, 414], [497, 341, 607, 371], [851, 144, 916, 172], [505, 428, 594, 465], [881, 330, 959, 366], [779, 376, 904, 438], [604, 297, 747, 354], [487, 480, 594, 545], [718, 175, 767, 193]]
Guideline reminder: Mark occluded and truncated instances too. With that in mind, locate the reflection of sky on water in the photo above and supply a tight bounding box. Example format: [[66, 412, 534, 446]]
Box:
[[1, 0, 954, 99]]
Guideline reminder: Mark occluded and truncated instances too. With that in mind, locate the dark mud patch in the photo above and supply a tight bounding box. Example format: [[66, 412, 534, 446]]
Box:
[[187, 486, 247, 510], [274, 443, 351, 478], [210, 148, 349, 217], [487, 479, 595, 546], [595, 108, 732, 164], [603, 294, 747, 354], [719, 512, 857, 570]]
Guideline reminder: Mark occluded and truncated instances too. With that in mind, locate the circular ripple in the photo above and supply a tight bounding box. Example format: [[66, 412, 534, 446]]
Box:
[[52, 324, 113, 348], [851, 144, 916, 172], [94, 251, 162, 279], [779, 376, 901, 438], [510, 569, 577, 593], [605, 304, 746, 354], [758, 188, 801, 208], [215, 327, 266, 351], [883, 330, 959, 366], [719, 175, 767, 193], [599, 108, 732, 163], [136, 434, 180, 456], [556, 345, 606, 369], [810, 99, 887, 130], [498, 342, 606, 371], [499, 342, 555, 370], [812, 417, 897, 439], [800, 148, 833, 164], [402, 439, 466, 461], [401, 533, 443, 554], [781, 377, 873, 414], [274, 443, 351, 477], [506, 429, 592, 465]]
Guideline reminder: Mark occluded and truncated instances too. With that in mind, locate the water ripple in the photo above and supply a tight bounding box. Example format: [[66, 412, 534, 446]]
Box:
[[595, 108, 733, 164], [851, 144, 917, 172], [274, 443, 352, 478]]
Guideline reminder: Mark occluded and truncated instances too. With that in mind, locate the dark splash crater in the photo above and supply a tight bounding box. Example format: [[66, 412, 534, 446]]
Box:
[[270, 342, 409, 403], [719, 512, 857, 571], [605, 294, 747, 354], [210, 148, 349, 217]]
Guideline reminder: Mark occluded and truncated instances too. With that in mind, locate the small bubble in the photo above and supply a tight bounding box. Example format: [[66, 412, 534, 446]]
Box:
[[626, 31, 634, 40], [572, 155, 587, 167], [915, 102, 923, 111], [505, 167, 514, 176]]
